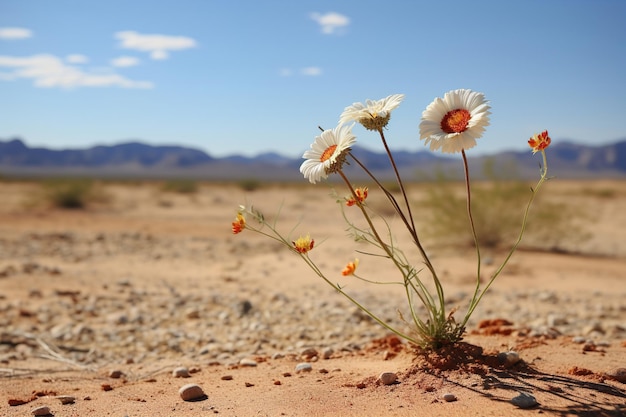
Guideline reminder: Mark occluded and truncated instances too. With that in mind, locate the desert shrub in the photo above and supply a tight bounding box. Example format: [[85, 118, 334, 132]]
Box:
[[41, 179, 108, 209], [237, 178, 262, 191], [161, 179, 199, 194], [423, 178, 589, 251]]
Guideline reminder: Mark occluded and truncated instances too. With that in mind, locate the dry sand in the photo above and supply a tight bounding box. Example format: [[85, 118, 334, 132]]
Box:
[[0, 179, 625, 416]]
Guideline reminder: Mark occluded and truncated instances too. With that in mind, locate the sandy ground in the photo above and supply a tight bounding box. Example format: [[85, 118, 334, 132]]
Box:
[[0, 179, 625, 416]]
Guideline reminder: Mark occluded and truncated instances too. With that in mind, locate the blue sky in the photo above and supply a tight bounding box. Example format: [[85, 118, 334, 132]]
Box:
[[1, 0, 625, 158]]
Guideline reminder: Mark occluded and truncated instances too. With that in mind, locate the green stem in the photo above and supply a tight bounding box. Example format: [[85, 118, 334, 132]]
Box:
[[461, 150, 549, 328], [461, 149, 482, 320]]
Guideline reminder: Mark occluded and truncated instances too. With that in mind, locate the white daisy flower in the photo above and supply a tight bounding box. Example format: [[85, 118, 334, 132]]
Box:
[[300, 124, 357, 184], [419, 89, 491, 153], [339, 94, 405, 131]]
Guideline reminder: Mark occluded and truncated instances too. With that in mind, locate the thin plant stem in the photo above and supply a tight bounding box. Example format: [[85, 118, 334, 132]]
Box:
[[461, 149, 482, 317], [378, 128, 417, 234], [348, 152, 445, 318], [461, 150, 549, 328]]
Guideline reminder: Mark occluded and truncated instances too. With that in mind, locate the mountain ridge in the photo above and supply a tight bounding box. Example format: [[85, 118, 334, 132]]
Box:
[[1, 137, 625, 180]]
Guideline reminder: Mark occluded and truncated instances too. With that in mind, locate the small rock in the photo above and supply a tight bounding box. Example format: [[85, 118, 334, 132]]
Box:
[[547, 314, 568, 327], [511, 392, 538, 408], [172, 367, 190, 378], [239, 358, 257, 367], [378, 372, 398, 385], [56, 395, 76, 404], [321, 348, 333, 359], [31, 405, 52, 416], [185, 309, 200, 319], [179, 383, 207, 401], [238, 300, 253, 316], [571, 336, 587, 344], [497, 351, 521, 366], [295, 362, 312, 373], [301, 347, 318, 359], [108, 369, 124, 379], [604, 367, 626, 383], [442, 393, 457, 402], [221, 375, 233, 380]]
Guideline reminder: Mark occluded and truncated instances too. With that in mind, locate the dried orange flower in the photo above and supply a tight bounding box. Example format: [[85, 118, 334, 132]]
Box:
[[293, 234, 314, 254], [346, 186, 368, 206], [528, 130, 551, 154], [341, 259, 359, 276], [231, 213, 245, 234]]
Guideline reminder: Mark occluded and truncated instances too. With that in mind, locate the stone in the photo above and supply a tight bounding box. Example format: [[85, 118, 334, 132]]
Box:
[[172, 366, 191, 378], [604, 367, 626, 383], [108, 369, 124, 378], [511, 392, 538, 408], [378, 372, 398, 385], [179, 383, 207, 401], [31, 406, 52, 416], [239, 358, 257, 367], [56, 395, 76, 404], [295, 362, 312, 373], [442, 393, 457, 402]]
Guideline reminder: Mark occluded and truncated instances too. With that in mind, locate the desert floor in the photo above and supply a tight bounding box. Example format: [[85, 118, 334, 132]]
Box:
[[0, 179, 625, 417]]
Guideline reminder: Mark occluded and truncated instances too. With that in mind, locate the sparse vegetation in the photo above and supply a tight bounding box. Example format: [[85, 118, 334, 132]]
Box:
[[161, 179, 199, 194], [422, 175, 589, 251], [40, 179, 109, 209], [237, 178, 262, 191]]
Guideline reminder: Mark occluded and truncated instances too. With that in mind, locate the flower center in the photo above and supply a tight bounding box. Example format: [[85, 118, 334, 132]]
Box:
[[440, 109, 471, 134], [320, 145, 337, 162]]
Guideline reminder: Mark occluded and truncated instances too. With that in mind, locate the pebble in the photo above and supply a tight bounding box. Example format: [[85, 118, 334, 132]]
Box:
[[56, 395, 76, 404], [31, 405, 52, 416], [178, 383, 207, 401], [442, 393, 457, 402], [604, 367, 626, 383], [497, 351, 521, 366], [239, 358, 257, 367], [108, 369, 124, 378], [295, 362, 312, 373], [510, 392, 538, 408], [322, 348, 334, 359], [378, 372, 398, 385], [572, 336, 587, 344], [172, 366, 191, 378], [301, 347, 318, 359]]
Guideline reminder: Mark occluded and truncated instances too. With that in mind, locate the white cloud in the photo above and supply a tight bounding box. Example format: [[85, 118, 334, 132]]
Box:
[[66, 54, 89, 64], [301, 67, 322, 76], [310, 12, 350, 35], [0, 27, 33, 40], [111, 56, 140, 67], [0, 54, 153, 89], [115, 31, 197, 60]]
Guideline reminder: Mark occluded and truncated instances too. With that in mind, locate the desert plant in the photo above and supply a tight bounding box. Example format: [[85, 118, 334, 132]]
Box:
[[41, 178, 107, 209], [237, 178, 262, 191], [232, 91, 552, 350], [161, 179, 199, 194]]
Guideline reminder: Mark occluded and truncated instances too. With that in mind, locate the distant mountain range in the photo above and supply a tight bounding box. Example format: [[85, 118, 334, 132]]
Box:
[[1, 137, 625, 180]]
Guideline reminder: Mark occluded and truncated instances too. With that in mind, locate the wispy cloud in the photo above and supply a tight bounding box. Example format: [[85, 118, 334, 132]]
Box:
[[66, 54, 89, 64], [115, 31, 197, 60], [111, 56, 140, 68], [0, 54, 153, 89], [309, 12, 350, 35], [279, 67, 322, 77], [0, 27, 33, 40], [301, 67, 322, 76]]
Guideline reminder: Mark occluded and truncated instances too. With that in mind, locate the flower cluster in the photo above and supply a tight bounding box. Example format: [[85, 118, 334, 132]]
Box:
[[233, 89, 551, 350], [528, 130, 551, 153], [345, 186, 368, 206]]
